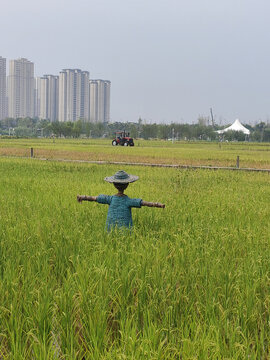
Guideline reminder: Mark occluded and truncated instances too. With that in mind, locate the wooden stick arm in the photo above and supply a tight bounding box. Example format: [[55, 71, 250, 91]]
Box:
[[76, 195, 165, 208], [141, 201, 165, 208], [77, 195, 97, 202]]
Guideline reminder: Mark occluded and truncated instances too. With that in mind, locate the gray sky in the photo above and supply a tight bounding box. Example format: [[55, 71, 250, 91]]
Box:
[[1, 0, 270, 124]]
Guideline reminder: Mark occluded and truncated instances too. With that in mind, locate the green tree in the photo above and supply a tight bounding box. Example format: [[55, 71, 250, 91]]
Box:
[[223, 131, 246, 141]]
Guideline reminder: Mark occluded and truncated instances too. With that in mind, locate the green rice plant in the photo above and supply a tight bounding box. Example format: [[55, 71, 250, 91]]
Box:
[[0, 157, 269, 358], [0, 138, 270, 168]]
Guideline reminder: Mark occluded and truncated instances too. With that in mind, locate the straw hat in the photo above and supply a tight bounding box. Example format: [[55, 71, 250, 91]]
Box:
[[104, 170, 139, 183]]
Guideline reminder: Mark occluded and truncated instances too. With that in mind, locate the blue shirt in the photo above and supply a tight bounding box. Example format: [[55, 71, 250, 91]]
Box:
[[96, 194, 142, 230]]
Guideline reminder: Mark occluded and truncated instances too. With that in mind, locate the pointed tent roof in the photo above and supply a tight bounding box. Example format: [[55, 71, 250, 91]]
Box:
[[216, 119, 250, 135]]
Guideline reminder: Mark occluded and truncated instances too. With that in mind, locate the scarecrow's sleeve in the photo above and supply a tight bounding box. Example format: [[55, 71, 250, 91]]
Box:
[[96, 194, 113, 205], [128, 198, 142, 208]]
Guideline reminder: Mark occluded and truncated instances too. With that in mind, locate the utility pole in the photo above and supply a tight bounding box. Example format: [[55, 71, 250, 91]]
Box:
[[260, 123, 265, 142], [210, 108, 215, 127]]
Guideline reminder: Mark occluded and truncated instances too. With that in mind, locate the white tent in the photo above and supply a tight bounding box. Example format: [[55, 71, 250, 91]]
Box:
[[216, 119, 250, 135]]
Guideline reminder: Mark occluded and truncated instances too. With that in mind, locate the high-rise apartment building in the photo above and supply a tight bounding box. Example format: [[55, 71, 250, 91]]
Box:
[[47, 75, 59, 122], [104, 80, 111, 123], [90, 79, 111, 123], [59, 69, 90, 122], [36, 75, 59, 121], [36, 77, 43, 118], [89, 80, 98, 123], [8, 58, 35, 118], [0, 56, 6, 120]]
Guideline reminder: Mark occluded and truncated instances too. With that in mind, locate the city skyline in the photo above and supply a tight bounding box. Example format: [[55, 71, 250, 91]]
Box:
[[2, 0, 270, 125], [0, 56, 111, 123]]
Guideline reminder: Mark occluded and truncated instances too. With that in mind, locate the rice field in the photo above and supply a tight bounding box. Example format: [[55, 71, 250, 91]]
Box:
[[0, 138, 270, 169], [0, 151, 270, 359]]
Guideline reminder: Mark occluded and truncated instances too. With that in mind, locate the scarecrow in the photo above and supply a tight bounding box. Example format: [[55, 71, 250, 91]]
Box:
[[77, 170, 165, 230]]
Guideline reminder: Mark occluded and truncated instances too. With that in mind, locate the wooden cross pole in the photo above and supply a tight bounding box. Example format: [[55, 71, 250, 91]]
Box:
[[77, 195, 165, 208]]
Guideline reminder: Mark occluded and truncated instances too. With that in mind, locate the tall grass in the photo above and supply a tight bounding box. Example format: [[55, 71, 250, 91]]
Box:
[[0, 158, 269, 358]]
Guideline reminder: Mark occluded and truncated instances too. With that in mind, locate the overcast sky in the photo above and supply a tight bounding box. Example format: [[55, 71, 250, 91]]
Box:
[[1, 0, 270, 124]]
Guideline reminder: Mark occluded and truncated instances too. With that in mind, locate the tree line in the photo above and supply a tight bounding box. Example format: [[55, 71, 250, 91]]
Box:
[[1, 117, 270, 142]]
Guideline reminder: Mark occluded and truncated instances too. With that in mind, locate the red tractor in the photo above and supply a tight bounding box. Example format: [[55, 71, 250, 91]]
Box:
[[112, 131, 134, 146]]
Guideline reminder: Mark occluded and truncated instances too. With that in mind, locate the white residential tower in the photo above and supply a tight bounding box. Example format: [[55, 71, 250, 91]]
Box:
[[0, 56, 6, 120], [36, 75, 59, 121], [90, 79, 110, 123], [58, 69, 90, 122], [8, 58, 35, 118]]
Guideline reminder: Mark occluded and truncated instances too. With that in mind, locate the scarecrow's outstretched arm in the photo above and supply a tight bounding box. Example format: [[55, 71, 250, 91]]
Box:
[[77, 195, 97, 203], [141, 201, 165, 208]]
